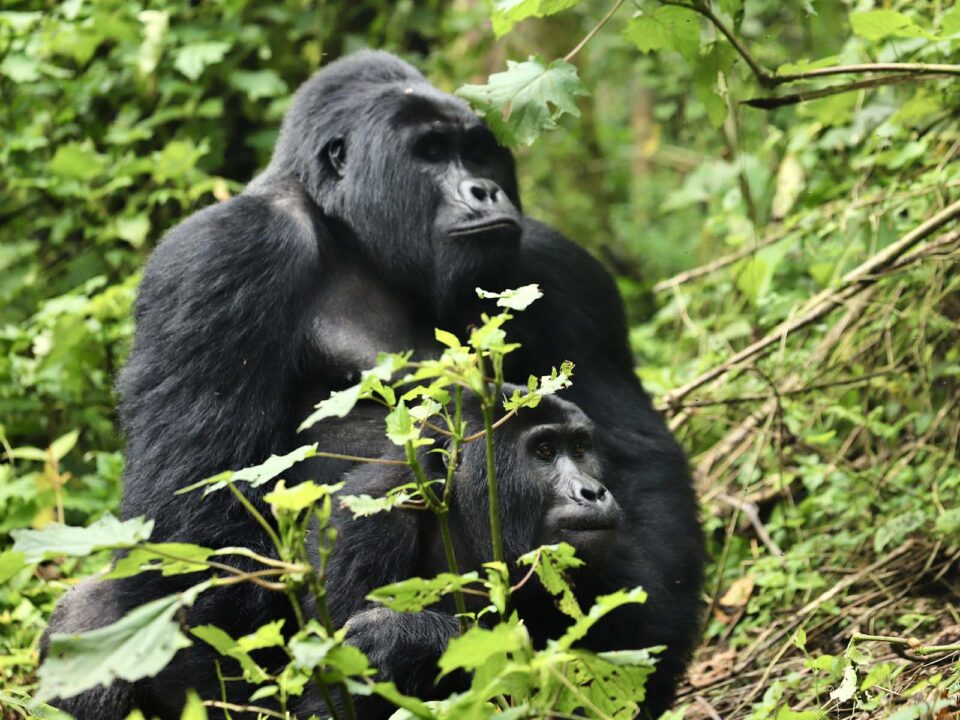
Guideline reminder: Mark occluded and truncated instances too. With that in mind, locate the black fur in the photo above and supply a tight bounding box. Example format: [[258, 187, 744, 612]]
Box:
[[44, 50, 703, 719]]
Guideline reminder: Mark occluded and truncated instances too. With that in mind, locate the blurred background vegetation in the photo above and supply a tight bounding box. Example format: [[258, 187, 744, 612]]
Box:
[[1, 0, 959, 717]]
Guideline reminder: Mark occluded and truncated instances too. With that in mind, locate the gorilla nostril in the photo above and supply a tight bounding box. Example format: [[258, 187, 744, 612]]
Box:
[[470, 184, 487, 202], [580, 487, 598, 503], [597, 486, 607, 500]]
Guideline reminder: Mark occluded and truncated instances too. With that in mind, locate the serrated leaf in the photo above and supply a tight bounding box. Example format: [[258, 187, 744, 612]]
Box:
[[299, 385, 362, 431], [106, 542, 213, 579], [476, 284, 543, 310], [623, 7, 701, 61], [555, 587, 647, 651], [12, 514, 154, 563], [37, 591, 196, 700], [181, 444, 319, 495], [491, 0, 582, 37], [518, 543, 583, 617], [386, 402, 419, 446], [237, 619, 286, 652], [368, 572, 480, 612], [264, 480, 340, 512], [457, 58, 586, 146], [438, 620, 528, 676], [174, 41, 231, 81]]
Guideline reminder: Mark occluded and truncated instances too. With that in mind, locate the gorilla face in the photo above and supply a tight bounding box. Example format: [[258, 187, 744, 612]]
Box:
[[276, 59, 522, 308], [452, 390, 622, 569], [524, 418, 622, 564]]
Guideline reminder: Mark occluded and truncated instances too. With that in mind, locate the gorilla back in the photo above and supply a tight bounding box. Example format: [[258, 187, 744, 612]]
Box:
[[45, 50, 703, 719]]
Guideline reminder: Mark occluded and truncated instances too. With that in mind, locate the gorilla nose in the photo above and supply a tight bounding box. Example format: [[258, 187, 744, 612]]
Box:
[[574, 477, 614, 510], [459, 179, 502, 207]]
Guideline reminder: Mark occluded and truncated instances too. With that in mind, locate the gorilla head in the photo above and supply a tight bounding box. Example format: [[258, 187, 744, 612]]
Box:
[[446, 388, 622, 569], [268, 51, 522, 306]]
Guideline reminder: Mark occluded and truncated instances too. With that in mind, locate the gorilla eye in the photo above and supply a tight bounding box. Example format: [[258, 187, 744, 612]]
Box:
[[536, 441, 557, 461], [416, 131, 451, 162], [571, 439, 590, 459]]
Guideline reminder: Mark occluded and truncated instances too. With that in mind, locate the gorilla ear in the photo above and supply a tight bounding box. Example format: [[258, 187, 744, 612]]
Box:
[[324, 137, 347, 178]]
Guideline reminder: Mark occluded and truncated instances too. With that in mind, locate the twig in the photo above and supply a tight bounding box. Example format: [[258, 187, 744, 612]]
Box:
[[653, 229, 790, 293], [659, 1, 960, 87], [660, 198, 960, 408], [564, 0, 628, 63], [851, 632, 960, 657], [203, 700, 287, 718], [745, 73, 952, 110]]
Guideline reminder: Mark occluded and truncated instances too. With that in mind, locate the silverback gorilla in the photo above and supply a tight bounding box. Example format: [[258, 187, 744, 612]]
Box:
[[45, 50, 703, 719]]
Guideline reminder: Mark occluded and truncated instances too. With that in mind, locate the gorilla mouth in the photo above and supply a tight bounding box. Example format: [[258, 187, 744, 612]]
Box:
[[447, 217, 521, 239]]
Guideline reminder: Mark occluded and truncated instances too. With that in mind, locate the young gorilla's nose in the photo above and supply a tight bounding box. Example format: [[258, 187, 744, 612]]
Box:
[[572, 476, 616, 512], [459, 178, 501, 206]]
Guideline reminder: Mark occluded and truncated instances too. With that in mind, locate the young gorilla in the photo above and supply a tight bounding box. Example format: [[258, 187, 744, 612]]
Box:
[[45, 49, 703, 718], [302, 389, 625, 719]]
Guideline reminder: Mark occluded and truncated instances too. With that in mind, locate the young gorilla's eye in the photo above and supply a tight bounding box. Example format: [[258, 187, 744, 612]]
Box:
[[536, 441, 557, 461], [571, 440, 587, 459]]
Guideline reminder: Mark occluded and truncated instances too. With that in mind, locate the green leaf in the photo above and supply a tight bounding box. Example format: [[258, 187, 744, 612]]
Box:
[[49, 142, 107, 181], [0, 54, 41, 83], [191, 625, 268, 683], [623, 7, 702, 61], [298, 384, 362, 431], [237, 619, 286, 652], [37, 591, 196, 700], [457, 58, 587, 146], [935, 508, 960, 537], [0, 551, 27, 584], [180, 691, 208, 720], [264, 480, 340, 512], [434, 328, 462, 349], [230, 70, 288, 101], [368, 572, 480, 612], [340, 483, 419, 518], [106, 542, 213, 578], [943, 5, 960, 36], [174, 41, 231, 81], [370, 682, 434, 719], [518, 543, 583, 617], [438, 620, 528, 676], [476, 284, 543, 310], [386, 402, 420, 446], [874, 510, 926, 552], [181, 444, 318, 494], [12, 514, 154, 563], [555, 587, 647, 651], [491, 0, 582, 38], [850, 10, 925, 41], [49, 429, 79, 462]]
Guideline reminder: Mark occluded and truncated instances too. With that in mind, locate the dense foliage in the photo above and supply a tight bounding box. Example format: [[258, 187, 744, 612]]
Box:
[[2, 0, 959, 718]]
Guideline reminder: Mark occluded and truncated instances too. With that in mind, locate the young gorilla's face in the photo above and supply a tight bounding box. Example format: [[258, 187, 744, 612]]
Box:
[[454, 392, 622, 568], [523, 415, 622, 564]]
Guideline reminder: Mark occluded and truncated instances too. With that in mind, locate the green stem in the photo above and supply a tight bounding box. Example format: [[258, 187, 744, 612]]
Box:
[[226, 483, 284, 556], [481, 400, 504, 565]]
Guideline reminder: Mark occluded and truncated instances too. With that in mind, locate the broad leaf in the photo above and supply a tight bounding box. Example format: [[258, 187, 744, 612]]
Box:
[[491, 0, 582, 37], [457, 58, 587, 146], [623, 7, 702, 61], [12, 514, 154, 563], [37, 589, 203, 699], [368, 572, 480, 612], [438, 620, 529, 676]]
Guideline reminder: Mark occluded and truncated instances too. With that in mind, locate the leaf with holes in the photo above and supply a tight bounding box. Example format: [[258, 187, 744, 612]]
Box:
[[457, 58, 587, 146]]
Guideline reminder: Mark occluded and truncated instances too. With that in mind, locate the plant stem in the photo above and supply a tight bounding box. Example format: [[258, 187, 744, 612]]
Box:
[[564, 0, 628, 63], [227, 483, 284, 555], [481, 399, 504, 565]]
